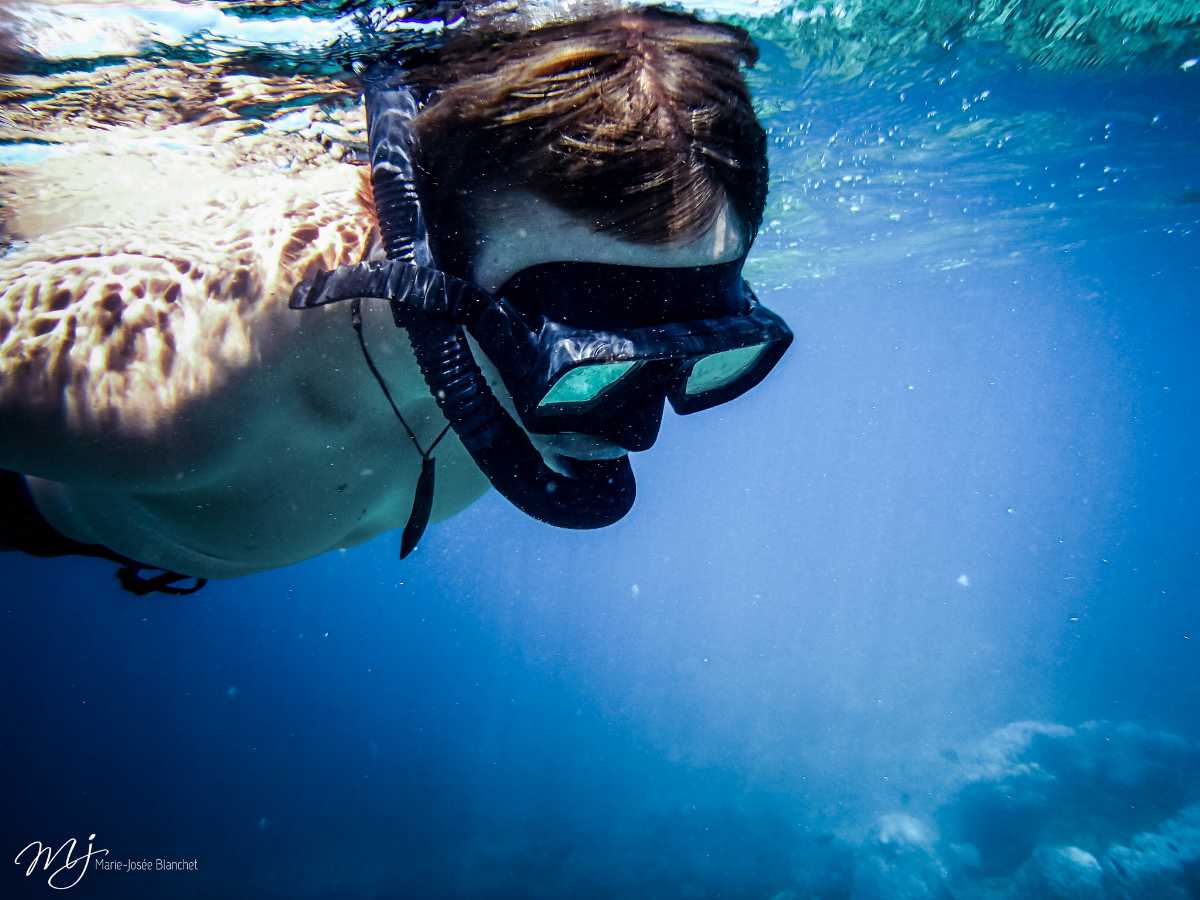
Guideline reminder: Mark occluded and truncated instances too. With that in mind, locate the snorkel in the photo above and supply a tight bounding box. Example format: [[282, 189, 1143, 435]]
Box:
[[293, 65, 791, 552], [293, 69, 636, 542]]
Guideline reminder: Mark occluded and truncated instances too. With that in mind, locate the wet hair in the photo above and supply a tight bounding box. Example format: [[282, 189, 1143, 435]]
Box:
[[402, 6, 768, 276]]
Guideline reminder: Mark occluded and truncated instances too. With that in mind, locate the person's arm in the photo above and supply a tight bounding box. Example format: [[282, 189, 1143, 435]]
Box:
[[0, 154, 379, 491]]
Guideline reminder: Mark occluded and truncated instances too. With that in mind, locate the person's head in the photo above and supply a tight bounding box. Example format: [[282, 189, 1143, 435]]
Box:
[[305, 4, 790, 530], [401, 5, 768, 284]]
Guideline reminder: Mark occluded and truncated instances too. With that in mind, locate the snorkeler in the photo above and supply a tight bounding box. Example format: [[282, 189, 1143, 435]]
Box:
[[0, 5, 791, 594]]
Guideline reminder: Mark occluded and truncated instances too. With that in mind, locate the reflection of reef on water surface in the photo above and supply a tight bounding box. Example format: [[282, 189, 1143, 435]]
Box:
[[731, 0, 1200, 78]]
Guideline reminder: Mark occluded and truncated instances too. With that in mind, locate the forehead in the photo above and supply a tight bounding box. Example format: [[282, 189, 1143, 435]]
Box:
[[468, 189, 748, 294]]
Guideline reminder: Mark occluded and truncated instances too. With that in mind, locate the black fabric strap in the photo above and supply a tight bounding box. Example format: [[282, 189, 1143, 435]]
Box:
[[1, 469, 207, 597], [117, 566, 207, 596]]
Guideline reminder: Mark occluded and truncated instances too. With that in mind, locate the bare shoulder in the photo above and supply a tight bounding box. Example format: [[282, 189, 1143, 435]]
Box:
[[0, 142, 377, 477]]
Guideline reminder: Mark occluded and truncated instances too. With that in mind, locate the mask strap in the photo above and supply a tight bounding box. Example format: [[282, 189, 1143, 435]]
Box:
[[350, 298, 451, 558]]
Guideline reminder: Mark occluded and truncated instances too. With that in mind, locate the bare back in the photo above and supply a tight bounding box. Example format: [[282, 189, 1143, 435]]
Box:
[[0, 94, 488, 577]]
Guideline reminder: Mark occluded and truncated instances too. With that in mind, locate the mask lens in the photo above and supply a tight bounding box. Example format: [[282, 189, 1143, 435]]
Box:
[[538, 361, 639, 408], [685, 343, 769, 396]]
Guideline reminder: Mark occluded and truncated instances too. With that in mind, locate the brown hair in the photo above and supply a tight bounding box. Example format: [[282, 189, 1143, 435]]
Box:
[[402, 6, 768, 276]]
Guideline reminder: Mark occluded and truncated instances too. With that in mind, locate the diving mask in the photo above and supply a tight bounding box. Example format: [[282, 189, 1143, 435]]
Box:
[[472, 258, 792, 444]]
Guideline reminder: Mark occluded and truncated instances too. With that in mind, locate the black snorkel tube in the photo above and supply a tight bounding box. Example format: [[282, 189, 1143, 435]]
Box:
[[292, 70, 635, 535]]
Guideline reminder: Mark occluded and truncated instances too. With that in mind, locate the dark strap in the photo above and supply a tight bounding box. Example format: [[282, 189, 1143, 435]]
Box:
[[1, 470, 207, 597], [117, 566, 208, 596]]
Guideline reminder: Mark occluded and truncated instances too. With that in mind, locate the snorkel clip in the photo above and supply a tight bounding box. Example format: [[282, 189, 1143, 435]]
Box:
[[289, 259, 486, 327]]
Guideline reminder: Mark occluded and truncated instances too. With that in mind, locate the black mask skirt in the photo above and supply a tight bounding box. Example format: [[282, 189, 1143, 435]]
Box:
[[290, 68, 793, 554]]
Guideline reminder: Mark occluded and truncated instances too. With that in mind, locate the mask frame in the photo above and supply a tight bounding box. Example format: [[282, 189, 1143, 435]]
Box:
[[472, 286, 792, 436]]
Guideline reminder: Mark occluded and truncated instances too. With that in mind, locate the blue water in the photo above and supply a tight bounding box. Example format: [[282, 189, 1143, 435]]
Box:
[[4, 2, 1200, 898]]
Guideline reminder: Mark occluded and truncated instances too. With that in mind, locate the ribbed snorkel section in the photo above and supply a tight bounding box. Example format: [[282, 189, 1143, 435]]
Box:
[[363, 70, 636, 530], [410, 322, 503, 453], [364, 69, 433, 267]]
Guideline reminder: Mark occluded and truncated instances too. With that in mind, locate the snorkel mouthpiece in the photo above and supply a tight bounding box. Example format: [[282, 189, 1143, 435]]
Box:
[[405, 319, 636, 528]]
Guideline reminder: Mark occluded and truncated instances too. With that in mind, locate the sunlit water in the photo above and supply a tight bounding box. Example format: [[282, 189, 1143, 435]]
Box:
[[3, 2, 1199, 898]]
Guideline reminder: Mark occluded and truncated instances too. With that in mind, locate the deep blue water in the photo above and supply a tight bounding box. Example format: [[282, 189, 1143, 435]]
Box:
[[4, 3, 1200, 898]]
